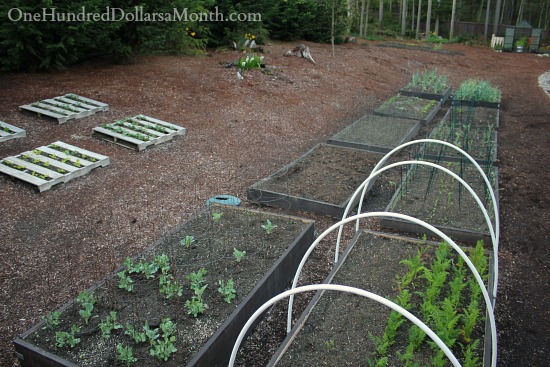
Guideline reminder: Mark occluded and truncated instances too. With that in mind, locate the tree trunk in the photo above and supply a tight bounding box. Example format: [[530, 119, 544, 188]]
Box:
[[360, 0, 365, 35], [331, 0, 335, 57], [435, 0, 440, 35], [379, 0, 384, 24], [401, 0, 408, 35], [478, 0, 485, 23], [484, 0, 491, 40], [425, 0, 432, 38], [365, 0, 371, 36], [415, 0, 422, 39], [493, 0, 502, 36], [516, 0, 525, 24], [411, 0, 415, 31], [450, 0, 457, 40]]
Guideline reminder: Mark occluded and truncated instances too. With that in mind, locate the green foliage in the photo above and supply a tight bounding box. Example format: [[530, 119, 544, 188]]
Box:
[[261, 219, 278, 235], [117, 343, 138, 366], [455, 80, 501, 103], [99, 311, 123, 339], [125, 323, 147, 344], [118, 270, 135, 292], [233, 247, 246, 262], [159, 274, 184, 299], [55, 324, 81, 349], [218, 278, 236, 303], [185, 268, 209, 317], [149, 318, 178, 361], [181, 235, 195, 248], [42, 311, 61, 330], [212, 211, 223, 221], [76, 290, 96, 324]]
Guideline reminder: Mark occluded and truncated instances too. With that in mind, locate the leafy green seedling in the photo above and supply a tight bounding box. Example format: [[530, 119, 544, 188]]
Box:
[[261, 219, 278, 235], [125, 323, 147, 344], [181, 235, 195, 248], [212, 212, 223, 221], [185, 296, 208, 317], [118, 270, 134, 292], [42, 311, 61, 330], [99, 311, 123, 338], [55, 325, 81, 349], [117, 343, 137, 366], [325, 339, 336, 352], [233, 247, 246, 262], [76, 290, 96, 324], [218, 279, 236, 303]]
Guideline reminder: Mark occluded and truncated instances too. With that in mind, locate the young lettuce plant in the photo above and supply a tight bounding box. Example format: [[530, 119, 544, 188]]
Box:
[[218, 278, 236, 303], [233, 247, 246, 262], [261, 219, 278, 235]]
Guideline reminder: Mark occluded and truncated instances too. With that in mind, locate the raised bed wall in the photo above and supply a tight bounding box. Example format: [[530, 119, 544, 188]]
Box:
[[399, 85, 452, 103]]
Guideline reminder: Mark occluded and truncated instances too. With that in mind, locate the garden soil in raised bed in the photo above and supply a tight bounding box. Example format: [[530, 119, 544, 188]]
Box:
[[0, 40, 549, 367], [270, 231, 489, 367], [18, 205, 312, 367]]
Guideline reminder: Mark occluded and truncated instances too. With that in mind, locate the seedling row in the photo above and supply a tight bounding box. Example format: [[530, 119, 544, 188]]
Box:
[[19, 93, 109, 123], [0, 121, 26, 142]]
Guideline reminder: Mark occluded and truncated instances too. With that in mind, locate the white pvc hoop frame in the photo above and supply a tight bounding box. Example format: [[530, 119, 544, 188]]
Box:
[[336, 139, 500, 299], [228, 284, 462, 367], [286, 212, 497, 367]]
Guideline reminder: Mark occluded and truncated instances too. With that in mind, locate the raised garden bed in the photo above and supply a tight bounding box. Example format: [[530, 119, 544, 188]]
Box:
[[449, 103, 501, 129], [400, 85, 452, 103], [13, 204, 315, 367], [0, 120, 26, 142], [374, 94, 441, 124], [93, 115, 186, 151], [423, 115, 498, 166], [452, 80, 501, 110], [451, 98, 500, 110], [327, 115, 420, 153], [247, 144, 388, 218], [269, 230, 493, 367], [399, 69, 452, 103], [381, 162, 498, 245], [19, 94, 109, 124], [0, 141, 110, 192]]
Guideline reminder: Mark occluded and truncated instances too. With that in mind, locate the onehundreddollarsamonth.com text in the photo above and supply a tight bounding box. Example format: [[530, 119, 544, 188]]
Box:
[[7, 6, 262, 23]]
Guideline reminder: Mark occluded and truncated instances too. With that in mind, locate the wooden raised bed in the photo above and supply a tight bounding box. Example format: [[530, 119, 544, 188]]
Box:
[[374, 94, 442, 124], [327, 115, 420, 154], [247, 144, 387, 218], [450, 98, 500, 110], [0, 141, 110, 192], [13, 204, 315, 367], [268, 230, 494, 367], [93, 115, 186, 151], [19, 94, 108, 124], [399, 85, 452, 103], [381, 163, 499, 245], [0, 120, 26, 142]]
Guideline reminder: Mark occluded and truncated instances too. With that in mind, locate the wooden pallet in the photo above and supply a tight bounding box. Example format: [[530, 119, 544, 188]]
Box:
[[92, 115, 186, 151], [0, 121, 26, 142], [19, 94, 109, 123], [0, 141, 110, 192]]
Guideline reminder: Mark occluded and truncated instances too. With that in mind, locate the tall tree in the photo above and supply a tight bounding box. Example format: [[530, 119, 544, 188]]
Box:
[[516, 0, 525, 24], [493, 0, 502, 36], [401, 0, 408, 35], [360, 0, 366, 35], [415, 0, 422, 39], [484, 0, 491, 40], [425, 0, 433, 37], [379, 0, 384, 24], [449, 0, 457, 39]]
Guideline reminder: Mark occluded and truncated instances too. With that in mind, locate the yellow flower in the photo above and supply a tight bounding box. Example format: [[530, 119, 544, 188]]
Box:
[[191, 32, 196, 37], [186, 27, 189, 31], [251, 35, 255, 40]]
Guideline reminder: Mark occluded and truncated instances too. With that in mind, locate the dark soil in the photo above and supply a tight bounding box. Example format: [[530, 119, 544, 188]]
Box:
[[329, 115, 419, 150], [389, 163, 497, 235], [0, 40, 548, 367], [375, 94, 441, 122], [274, 232, 488, 367], [254, 144, 387, 204], [24, 205, 311, 366]]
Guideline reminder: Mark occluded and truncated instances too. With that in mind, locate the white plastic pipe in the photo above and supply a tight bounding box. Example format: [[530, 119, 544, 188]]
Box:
[[286, 212, 497, 367], [228, 284, 462, 367], [336, 141, 500, 301]]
